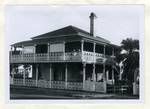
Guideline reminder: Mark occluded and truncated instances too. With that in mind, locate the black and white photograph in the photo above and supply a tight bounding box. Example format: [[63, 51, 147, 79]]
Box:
[[5, 5, 144, 100]]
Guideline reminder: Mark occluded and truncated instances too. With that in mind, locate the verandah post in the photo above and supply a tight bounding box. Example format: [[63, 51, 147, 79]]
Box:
[[49, 63, 52, 88], [93, 42, 96, 62], [111, 47, 115, 87], [112, 47, 114, 56], [65, 63, 68, 89], [11, 65, 15, 84], [103, 45, 107, 93], [93, 63, 96, 91], [23, 64, 26, 86], [112, 65, 114, 85], [81, 40, 84, 61], [83, 63, 86, 90], [22, 45, 24, 61], [47, 43, 50, 61], [63, 41, 66, 60], [34, 44, 36, 62], [35, 64, 39, 87], [93, 42, 96, 91]]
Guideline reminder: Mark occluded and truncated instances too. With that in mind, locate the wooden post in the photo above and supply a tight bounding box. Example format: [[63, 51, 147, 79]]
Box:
[[14, 46, 16, 51], [47, 43, 50, 61], [93, 43, 96, 62], [23, 65, 26, 86], [22, 45, 24, 61], [34, 44, 36, 62], [103, 45, 107, 93], [112, 47, 114, 56], [10, 46, 13, 58], [49, 63, 52, 88], [81, 40, 84, 61], [36, 64, 39, 87], [111, 47, 115, 91], [83, 63, 86, 90], [112, 65, 114, 85], [93, 63, 96, 91], [92, 41, 96, 91], [93, 64, 96, 81], [63, 42, 65, 60], [103, 45, 106, 80], [65, 63, 68, 89], [106, 71, 109, 81], [11, 67, 15, 84]]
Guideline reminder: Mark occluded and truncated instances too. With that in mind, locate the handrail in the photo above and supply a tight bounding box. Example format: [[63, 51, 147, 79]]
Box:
[[10, 51, 114, 63]]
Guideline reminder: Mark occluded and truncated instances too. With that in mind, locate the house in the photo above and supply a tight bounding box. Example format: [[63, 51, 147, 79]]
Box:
[[9, 13, 119, 93]]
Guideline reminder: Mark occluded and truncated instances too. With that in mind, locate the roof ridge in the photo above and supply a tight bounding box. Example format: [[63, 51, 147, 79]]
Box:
[[67, 25, 79, 34], [31, 25, 76, 39], [31, 25, 90, 39]]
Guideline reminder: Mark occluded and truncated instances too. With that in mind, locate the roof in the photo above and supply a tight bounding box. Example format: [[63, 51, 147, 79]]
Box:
[[11, 40, 33, 47], [31, 25, 91, 39], [31, 25, 110, 43], [12, 25, 113, 46]]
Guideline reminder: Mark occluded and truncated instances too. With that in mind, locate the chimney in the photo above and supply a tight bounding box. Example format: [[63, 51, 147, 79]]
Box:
[[89, 12, 97, 36]]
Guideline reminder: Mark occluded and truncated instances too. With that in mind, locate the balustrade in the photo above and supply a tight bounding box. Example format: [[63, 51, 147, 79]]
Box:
[[67, 82, 83, 90], [10, 78, 83, 90], [10, 51, 110, 63], [65, 52, 81, 62]]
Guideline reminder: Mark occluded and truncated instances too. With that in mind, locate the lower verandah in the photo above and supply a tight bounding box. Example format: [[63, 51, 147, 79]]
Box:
[[10, 63, 114, 92]]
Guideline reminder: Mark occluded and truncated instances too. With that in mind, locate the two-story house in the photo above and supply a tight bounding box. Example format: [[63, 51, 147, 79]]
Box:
[[10, 13, 119, 93]]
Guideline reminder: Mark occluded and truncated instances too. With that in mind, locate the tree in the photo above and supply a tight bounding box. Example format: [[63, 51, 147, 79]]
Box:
[[119, 38, 139, 83], [121, 38, 139, 54], [122, 51, 139, 82]]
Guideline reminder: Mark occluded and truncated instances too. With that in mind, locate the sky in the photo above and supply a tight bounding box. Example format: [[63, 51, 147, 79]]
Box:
[[5, 5, 144, 46]]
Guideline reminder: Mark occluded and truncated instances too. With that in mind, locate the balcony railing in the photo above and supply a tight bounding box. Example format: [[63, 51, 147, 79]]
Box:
[[65, 52, 82, 62], [10, 51, 110, 63]]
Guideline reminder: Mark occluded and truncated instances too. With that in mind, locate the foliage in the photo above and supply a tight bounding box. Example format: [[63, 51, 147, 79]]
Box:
[[121, 38, 139, 54], [116, 38, 139, 83], [122, 51, 139, 83]]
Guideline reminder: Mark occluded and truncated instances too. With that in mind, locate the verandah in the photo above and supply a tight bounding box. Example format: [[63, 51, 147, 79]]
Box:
[[10, 63, 110, 92]]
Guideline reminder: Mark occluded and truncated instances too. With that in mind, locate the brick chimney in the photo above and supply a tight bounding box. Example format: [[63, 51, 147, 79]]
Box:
[[89, 12, 97, 36]]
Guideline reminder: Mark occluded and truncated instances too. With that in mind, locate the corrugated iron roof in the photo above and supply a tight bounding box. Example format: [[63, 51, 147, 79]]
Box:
[[31, 25, 110, 43], [12, 25, 115, 46]]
